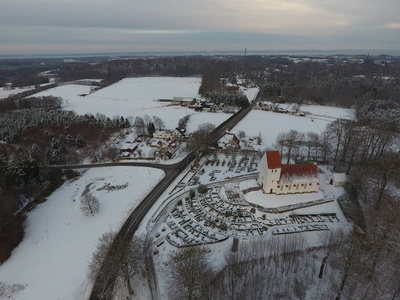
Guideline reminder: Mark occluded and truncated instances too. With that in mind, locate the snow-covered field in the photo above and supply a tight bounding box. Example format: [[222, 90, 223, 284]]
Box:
[[268, 102, 355, 120], [231, 110, 331, 150], [31, 77, 235, 131], [0, 167, 164, 300], [0, 87, 34, 99], [297, 104, 355, 120]]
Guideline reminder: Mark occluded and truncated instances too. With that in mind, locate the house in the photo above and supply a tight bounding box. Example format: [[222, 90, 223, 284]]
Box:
[[258, 151, 319, 195], [217, 132, 240, 150], [172, 127, 189, 139], [329, 173, 347, 187], [153, 130, 172, 140], [171, 97, 195, 105], [119, 142, 138, 153]]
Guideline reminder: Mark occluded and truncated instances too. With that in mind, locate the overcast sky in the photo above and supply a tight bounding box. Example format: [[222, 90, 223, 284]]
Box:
[[1, 0, 399, 55]]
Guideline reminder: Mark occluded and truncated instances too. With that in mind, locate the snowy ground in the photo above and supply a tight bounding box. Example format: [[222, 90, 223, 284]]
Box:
[[231, 110, 333, 150], [262, 101, 355, 121], [148, 162, 348, 299], [0, 167, 164, 300], [0, 86, 34, 99], [31, 77, 236, 132]]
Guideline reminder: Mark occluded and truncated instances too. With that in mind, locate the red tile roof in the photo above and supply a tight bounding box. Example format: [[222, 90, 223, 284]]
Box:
[[280, 164, 318, 182], [266, 151, 281, 169]]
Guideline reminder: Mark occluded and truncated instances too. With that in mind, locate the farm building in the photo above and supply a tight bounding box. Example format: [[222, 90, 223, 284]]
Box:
[[329, 173, 347, 187], [119, 142, 138, 153], [258, 151, 319, 195]]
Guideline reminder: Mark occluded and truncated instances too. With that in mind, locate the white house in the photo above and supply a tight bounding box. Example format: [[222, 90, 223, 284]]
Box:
[[329, 173, 347, 187], [258, 151, 319, 195]]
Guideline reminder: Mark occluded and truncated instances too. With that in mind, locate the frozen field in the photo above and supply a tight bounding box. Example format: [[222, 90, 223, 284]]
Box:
[[231, 110, 331, 150], [272, 102, 355, 120], [0, 167, 164, 300], [0, 86, 34, 99], [32, 77, 234, 131]]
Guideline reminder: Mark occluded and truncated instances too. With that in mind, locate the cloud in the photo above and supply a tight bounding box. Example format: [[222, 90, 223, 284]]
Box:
[[0, 0, 399, 54], [382, 23, 400, 29]]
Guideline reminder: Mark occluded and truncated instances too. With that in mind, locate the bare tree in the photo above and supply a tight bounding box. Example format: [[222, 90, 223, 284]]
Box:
[[153, 115, 165, 130], [274, 129, 301, 164], [133, 116, 146, 135], [224, 250, 247, 300], [327, 119, 344, 166], [237, 130, 246, 140], [186, 123, 216, 160], [80, 193, 100, 215], [167, 246, 214, 300], [370, 150, 400, 209], [89, 231, 145, 297], [328, 228, 367, 300]]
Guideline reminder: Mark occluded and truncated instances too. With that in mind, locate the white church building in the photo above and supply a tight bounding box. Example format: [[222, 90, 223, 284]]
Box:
[[258, 151, 319, 195]]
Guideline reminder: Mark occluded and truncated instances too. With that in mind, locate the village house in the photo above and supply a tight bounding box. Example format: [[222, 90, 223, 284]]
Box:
[[217, 132, 240, 150], [258, 151, 319, 195], [172, 127, 189, 139], [119, 142, 138, 154], [153, 130, 172, 140]]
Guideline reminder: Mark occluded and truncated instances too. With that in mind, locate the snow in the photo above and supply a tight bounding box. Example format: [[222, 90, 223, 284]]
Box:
[[241, 87, 259, 101], [298, 104, 355, 120], [31, 77, 233, 131], [0, 87, 34, 99], [246, 189, 324, 208], [264, 102, 355, 120], [231, 110, 330, 149], [186, 113, 232, 133], [0, 167, 164, 300]]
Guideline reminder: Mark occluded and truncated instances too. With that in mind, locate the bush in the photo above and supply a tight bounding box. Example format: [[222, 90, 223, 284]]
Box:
[[197, 185, 208, 195], [225, 211, 232, 217], [220, 223, 228, 231]]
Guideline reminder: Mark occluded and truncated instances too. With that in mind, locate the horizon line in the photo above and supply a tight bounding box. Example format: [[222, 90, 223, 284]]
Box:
[[0, 49, 399, 59]]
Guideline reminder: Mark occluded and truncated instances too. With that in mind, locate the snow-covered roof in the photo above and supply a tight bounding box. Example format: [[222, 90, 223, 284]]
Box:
[[217, 132, 239, 149], [331, 173, 347, 182], [279, 164, 318, 184]]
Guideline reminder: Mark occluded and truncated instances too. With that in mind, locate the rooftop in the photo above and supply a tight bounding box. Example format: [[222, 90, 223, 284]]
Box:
[[266, 151, 282, 169]]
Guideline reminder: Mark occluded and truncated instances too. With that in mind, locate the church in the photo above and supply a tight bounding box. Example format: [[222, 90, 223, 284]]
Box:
[[258, 151, 319, 195]]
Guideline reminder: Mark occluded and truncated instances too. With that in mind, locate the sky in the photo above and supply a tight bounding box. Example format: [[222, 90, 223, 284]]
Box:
[[1, 0, 400, 56]]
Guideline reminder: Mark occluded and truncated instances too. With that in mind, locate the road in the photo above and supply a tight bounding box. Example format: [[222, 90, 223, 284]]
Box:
[[88, 90, 260, 299], [58, 160, 180, 171]]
